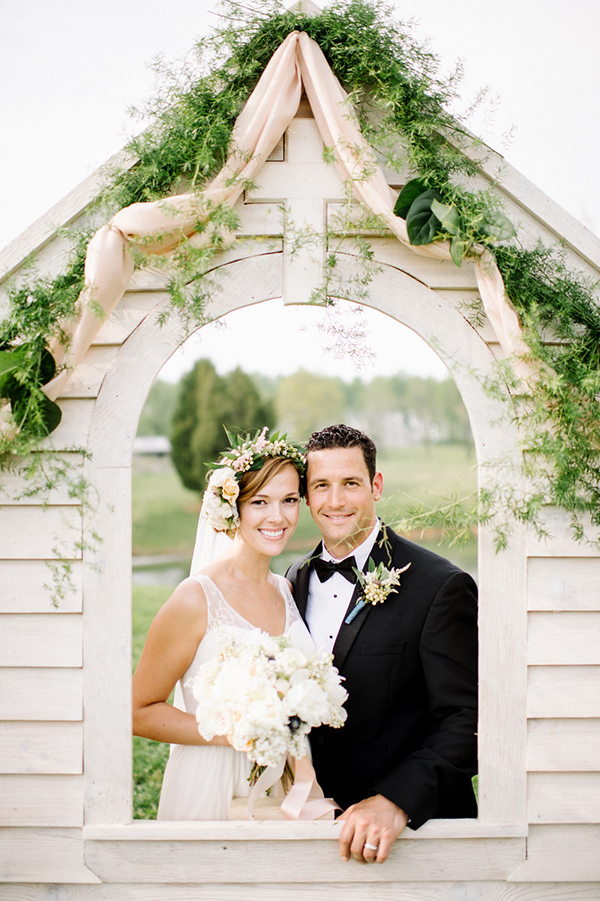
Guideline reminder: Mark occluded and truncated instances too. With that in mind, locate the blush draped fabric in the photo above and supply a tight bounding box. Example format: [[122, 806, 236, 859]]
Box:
[[43, 30, 532, 401]]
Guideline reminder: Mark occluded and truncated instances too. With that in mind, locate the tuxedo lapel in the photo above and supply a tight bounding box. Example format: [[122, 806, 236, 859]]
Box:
[[293, 542, 321, 623], [332, 526, 397, 670]]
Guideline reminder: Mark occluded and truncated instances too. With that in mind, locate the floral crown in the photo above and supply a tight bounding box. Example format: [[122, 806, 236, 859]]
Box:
[[202, 427, 306, 533]]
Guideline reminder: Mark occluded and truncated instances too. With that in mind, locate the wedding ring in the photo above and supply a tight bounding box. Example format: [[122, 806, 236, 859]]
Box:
[[364, 842, 378, 851]]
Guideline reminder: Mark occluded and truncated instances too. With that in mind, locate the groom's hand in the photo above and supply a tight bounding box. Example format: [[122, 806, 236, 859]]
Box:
[[338, 794, 408, 863]]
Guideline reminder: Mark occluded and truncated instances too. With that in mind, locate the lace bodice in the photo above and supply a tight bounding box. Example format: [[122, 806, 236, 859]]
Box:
[[193, 572, 304, 634], [175, 573, 314, 717]]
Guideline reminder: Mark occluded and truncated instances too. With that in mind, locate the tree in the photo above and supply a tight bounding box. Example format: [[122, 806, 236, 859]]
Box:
[[275, 370, 346, 440], [137, 379, 179, 436], [170, 359, 275, 493]]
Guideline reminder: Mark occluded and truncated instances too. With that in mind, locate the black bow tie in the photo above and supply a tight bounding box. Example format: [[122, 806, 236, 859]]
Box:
[[313, 556, 358, 584]]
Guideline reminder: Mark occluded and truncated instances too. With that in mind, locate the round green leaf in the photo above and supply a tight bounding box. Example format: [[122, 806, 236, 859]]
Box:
[[405, 189, 444, 245], [450, 236, 468, 267], [393, 178, 429, 219], [40, 347, 57, 385], [430, 199, 461, 236], [9, 384, 62, 437], [481, 212, 517, 241]]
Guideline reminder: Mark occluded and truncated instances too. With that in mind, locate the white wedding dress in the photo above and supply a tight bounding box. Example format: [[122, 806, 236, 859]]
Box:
[[157, 572, 314, 820]]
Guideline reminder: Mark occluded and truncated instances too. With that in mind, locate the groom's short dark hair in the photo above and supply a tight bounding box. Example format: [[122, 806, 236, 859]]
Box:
[[306, 424, 377, 483]]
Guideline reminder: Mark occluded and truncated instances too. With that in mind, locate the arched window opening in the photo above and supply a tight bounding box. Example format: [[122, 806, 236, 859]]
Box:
[[131, 297, 478, 820]]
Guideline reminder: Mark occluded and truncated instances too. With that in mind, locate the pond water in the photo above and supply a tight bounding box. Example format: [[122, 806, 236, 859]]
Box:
[[132, 550, 301, 587]]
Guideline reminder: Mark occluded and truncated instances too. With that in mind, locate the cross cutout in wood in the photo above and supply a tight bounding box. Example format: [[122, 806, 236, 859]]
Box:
[[239, 112, 348, 306]]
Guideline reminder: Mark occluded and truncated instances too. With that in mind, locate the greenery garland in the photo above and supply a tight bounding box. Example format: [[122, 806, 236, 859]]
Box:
[[1, 0, 599, 545]]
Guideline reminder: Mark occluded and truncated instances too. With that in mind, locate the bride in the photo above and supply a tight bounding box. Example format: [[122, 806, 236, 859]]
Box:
[[132, 428, 313, 820]]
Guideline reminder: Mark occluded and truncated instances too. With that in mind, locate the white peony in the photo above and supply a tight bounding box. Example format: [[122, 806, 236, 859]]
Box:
[[283, 679, 331, 728], [188, 626, 348, 773], [324, 668, 350, 711], [202, 490, 238, 532]]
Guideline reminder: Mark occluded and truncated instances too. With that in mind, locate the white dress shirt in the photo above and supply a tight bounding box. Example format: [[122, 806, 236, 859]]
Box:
[[306, 520, 380, 654]]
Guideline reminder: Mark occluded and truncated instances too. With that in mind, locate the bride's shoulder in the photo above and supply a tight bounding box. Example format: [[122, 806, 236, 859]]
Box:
[[144, 577, 208, 648], [162, 576, 208, 619]]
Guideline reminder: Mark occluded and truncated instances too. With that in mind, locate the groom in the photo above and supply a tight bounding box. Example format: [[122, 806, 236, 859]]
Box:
[[287, 424, 478, 863]]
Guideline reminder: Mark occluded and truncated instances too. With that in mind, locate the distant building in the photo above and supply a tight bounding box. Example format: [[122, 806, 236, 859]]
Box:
[[132, 435, 172, 457]]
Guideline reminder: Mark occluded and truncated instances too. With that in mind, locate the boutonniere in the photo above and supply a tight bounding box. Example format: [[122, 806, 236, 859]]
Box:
[[345, 559, 411, 624]]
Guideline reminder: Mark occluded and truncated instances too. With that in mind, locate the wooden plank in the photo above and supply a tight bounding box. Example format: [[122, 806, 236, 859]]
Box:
[[1, 232, 79, 299], [0, 561, 82, 612], [433, 288, 496, 341], [236, 202, 284, 236], [116, 237, 283, 294], [38, 398, 94, 446], [528, 773, 600, 823], [0, 774, 83, 825], [0, 722, 82, 774], [0, 827, 100, 884], [477, 521, 529, 825], [85, 820, 528, 841], [326, 201, 397, 236], [528, 666, 600, 718], [0, 668, 82, 720], [0, 458, 83, 505], [3, 883, 600, 901], [528, 612, 600, 665], [528, 557, 600, 611], [528, 719, 600, 770], [84, 836, 525, 883], [526, 507, 600, 556], [509, 824, 600, 883], [82, 465, 133, 825], [0, 614, 82, 666], [93, 290, 164, 343], [0, 505, 82, 559], [59, 345, 120, 398], [334, 235, 479, 288]]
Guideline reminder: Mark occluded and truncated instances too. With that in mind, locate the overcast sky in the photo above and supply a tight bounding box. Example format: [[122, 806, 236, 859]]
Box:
[[2, 0, 598, 382]]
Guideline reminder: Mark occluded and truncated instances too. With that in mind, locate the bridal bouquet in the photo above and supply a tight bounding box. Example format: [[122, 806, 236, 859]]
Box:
[[189, 626, 348, 773]]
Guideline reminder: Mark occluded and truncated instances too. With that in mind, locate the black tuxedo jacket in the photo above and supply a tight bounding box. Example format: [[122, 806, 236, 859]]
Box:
[[287, 525, 478, 830]]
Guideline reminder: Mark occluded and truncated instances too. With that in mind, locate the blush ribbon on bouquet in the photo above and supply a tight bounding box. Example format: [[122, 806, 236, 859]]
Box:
[[247, 754, 338, 821]]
